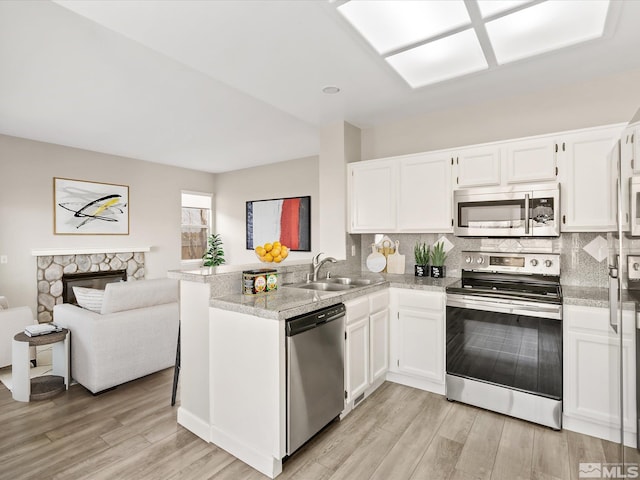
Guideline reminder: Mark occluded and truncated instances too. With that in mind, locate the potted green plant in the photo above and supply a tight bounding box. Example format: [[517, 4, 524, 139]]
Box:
[[202, 233, 226, 267], [414, 241, 430, 277], [430, 241, 447, 278]]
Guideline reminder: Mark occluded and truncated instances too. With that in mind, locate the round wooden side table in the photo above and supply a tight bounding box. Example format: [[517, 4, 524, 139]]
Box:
[[12, 328, 70, 402]]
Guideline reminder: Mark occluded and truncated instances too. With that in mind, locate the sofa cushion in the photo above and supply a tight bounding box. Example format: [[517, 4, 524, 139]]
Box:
[[100, 278, 178, 315], [73, 287, 105, 313]]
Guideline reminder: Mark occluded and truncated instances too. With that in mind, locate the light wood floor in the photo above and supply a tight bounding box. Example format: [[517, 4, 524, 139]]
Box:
[[0, 369, 638, 480]]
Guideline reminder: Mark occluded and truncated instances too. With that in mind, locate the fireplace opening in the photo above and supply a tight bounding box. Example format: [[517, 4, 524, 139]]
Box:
[[62, 270, 127, 305]]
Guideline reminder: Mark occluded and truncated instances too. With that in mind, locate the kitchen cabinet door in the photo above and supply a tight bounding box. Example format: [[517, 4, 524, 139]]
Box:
[[348, 160, 396, 233], [393, 288, 445, 384], [345, 317, 369, 403], [397, 152, 453, 232], [505, 137, 558, 184], [369, 308, 389, 384], [455, 146, 501, 188], [559, 125, 624, 232], [563, 305, 636, 444]]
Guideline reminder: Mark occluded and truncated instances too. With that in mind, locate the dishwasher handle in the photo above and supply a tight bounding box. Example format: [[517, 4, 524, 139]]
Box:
[[286, 303, 346, 336]]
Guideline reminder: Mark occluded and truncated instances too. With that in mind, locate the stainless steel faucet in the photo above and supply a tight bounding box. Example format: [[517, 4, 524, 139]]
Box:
[[311, 252, 338, 281]]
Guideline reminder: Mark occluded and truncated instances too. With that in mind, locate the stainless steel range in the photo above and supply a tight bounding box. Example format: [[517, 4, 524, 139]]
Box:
[[445, 251, 563, 429]]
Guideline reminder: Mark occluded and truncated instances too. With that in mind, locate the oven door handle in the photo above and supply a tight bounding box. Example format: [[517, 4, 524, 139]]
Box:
[[447, 295, 562, 319]]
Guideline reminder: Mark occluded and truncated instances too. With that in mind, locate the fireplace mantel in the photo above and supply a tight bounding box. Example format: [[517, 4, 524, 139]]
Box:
[[31, 247, 151, 256]]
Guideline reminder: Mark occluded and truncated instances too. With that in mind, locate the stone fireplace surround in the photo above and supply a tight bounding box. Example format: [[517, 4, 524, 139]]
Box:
[[33, 247, 149, 323]]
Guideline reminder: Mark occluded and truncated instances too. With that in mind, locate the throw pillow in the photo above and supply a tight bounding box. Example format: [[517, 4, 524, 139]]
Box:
[[73, 287, 105, 313]]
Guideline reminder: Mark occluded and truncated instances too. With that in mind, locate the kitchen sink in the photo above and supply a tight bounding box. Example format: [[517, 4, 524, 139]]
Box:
[[325, 277, 373, 286], [286, 275, 382, 292], [294, 282, 355, 291]]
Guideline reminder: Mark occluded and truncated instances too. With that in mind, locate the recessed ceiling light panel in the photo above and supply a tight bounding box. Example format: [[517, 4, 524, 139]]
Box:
[[486, 0, 610, 64], [386, 29, 488, 88], [337, 0, 470, 55], [476, 0, 533, 19]]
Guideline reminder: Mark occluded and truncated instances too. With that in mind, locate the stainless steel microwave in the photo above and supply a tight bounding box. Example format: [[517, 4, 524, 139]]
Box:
[[453, 183, 560, 237]]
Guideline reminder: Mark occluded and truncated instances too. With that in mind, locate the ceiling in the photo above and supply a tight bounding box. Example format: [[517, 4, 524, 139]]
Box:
[[1, 0, 640, 173]]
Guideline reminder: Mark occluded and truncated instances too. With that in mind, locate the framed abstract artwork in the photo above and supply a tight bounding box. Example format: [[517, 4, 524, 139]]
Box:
[[246, 196, 311, 251], [54, 177, 129, 235]]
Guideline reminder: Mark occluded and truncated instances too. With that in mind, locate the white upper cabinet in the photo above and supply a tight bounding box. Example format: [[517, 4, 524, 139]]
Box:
[[348, 159, 397, 233], [348, 123, 627, 234], [455, 146, 501, 188], [505, 138, 558, 184], [397, 152, 453, 232], [559, 125, 625, 232], [348, 152, 453, 233]]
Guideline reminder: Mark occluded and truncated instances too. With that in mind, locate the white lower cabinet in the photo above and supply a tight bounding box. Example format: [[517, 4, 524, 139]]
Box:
[[388, 288, 445, 395], [343, 290, 389, 414], [563, 304, 636, 447]]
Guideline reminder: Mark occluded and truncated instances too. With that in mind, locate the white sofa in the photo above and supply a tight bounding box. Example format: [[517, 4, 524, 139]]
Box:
[[53, 278, 179, 394], [0, 297, 37, 368]]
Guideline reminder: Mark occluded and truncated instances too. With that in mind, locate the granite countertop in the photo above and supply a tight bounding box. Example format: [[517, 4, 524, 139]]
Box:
[[562, 285, 637, 310], [210, 273, 459, 320]]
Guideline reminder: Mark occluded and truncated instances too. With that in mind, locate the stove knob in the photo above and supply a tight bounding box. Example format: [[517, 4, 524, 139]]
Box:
[[530, 259, 539, 267], [544, 259, 553, 268], [634, 262, 640, 271], [476, 257, 484, 264], [465, 256, 472, 264]]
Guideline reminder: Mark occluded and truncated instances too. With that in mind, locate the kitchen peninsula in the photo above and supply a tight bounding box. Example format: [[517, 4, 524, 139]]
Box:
[[168, 261, 452, 478]]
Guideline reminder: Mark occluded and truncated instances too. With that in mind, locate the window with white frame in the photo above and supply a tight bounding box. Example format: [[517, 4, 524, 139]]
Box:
[[181, 192, 212, 261]]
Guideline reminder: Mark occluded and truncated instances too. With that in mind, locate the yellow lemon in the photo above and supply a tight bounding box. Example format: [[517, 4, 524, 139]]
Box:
[[255, 246, 266, 257], [264, 243, 273, 252], [280, 247, 289, 258], [271, 247, 281, 257], [260, 255, 268, 262], [273, 241, 281, 248], [274, 255, 283, 263], [264, 253, 274, 262]]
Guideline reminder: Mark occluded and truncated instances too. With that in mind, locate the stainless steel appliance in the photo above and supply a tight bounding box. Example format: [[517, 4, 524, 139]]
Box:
[[286, 303, 345, 456], [453, 183, 560, 237], [446, 251, 563, 429], [628, 255, 640, 450], [630, 177, 640, 236]]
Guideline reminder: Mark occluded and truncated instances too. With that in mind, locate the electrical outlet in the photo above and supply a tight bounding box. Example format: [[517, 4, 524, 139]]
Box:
[[0, 255, 7, 264]]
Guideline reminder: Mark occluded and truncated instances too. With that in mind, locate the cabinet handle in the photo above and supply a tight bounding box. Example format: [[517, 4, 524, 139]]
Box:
[[562, 215, 566, 224], [555, 166, 558, 176], [562, 142, 566, 151], [555, 143, 558, 153]]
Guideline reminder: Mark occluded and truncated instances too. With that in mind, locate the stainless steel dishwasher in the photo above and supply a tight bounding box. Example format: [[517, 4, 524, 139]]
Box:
[[286, 303, 345, 456]]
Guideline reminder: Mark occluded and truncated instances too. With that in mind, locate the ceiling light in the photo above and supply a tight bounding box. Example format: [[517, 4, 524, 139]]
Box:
[[486, 0, 610, 64], [476, 0, 533, 18], [386, 29, 488, 88], [337, 0, 470, 55], [322, 85, 341, 94]]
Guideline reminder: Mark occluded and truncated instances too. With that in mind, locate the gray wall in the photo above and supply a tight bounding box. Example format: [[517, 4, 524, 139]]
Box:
[[0, 134, 215, 314], [214, 155, 320, 265], [361, 69, 640, 161]]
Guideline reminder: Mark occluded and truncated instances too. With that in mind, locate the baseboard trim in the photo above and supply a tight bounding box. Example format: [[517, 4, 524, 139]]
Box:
[[177, 407, 210, 442], [563, 415, 637, 448], [210, 425, 282, 479], [386, 371, 445, 395]]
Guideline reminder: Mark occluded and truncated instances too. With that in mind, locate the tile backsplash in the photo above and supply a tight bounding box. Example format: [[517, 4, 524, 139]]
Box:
[[359, 232, 621, 288]]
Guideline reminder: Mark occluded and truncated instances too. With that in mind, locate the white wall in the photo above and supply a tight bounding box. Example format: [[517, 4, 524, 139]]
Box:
[[0, 134, 215, 313], [214, 156, 319, 265], [362, 69, 640, 160]]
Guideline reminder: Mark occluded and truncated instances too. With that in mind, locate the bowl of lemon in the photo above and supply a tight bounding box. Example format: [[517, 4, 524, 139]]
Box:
[[255, 241, 289, 264]]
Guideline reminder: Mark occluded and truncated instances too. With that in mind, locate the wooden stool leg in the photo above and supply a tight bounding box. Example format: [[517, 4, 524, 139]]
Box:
[[171, 325, 180, 406]]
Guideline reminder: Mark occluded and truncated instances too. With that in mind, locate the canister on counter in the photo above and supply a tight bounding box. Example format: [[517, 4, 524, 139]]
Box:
[[242, 269, 278, 295]]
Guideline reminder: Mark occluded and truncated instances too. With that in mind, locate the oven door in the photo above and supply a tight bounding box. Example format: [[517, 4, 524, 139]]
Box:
[[446, 294, 562, 401]]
